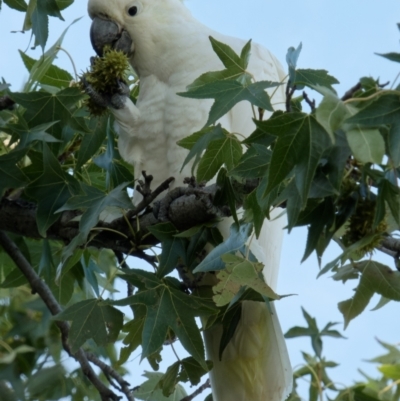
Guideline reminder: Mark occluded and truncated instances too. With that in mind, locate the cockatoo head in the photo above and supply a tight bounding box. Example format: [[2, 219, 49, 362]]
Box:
[[88, 0, 192, 74]]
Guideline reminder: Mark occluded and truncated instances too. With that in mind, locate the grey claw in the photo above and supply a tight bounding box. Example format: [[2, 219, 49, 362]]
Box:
[[82, 76, 109, 108]]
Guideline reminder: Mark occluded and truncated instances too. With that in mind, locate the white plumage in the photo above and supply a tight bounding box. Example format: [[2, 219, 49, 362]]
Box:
[[87, 0, 292, 400]]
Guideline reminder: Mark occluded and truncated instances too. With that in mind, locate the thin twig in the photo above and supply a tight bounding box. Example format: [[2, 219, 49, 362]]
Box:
[[118, 175, 175, 223], [115, 251, 134, 297], [0, 230, 129, 401], [341, 82, 362, 101], [285, 81, 296, 112], [303, 91, 316, 111], [86, 352, 135, 401], [180, 379, 211, 401]]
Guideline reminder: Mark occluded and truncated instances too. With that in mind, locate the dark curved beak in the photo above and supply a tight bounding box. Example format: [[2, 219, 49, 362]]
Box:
[[90, 16, 134, 57]]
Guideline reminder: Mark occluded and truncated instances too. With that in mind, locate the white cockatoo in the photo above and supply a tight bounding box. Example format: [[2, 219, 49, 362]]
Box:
[[87, 0, 292, 400]]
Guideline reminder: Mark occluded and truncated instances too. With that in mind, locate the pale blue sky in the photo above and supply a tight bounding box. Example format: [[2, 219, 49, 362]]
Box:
[[1, 1, 400, 398]]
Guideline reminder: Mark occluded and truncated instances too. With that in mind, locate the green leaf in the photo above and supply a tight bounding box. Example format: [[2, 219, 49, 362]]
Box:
[[316, 91, 350, 141], [147, 222, 187, 277], [55, 0, 73, 10], [54, 299, 123, 352], [230, 144, 271, 179], [133, 372, 187, 401], [347, 94, 400, 126], [214, 168, 239, 224], [338, 260, 400, 328], [284, 307, 343, 357], [3, 0, 27, 11], [376, 52, 400, 63], [179, 357, 211, 385], [31, 0, 64, 49], [193, 223, 253, 273], [388, 122, 400, 166], [94, 125, 134, 189], [213, 254, 280, 307], [378, 364, 400, 379], [179, 80, 279, 127], [376, 179, 400, 227], [301, 199, 335, 262], [37, 0, 63, 20], [368, 339, 400, 364], [19, 50, 73, 88], [159, 362, 180, 397], [346, 127, 384, 164], [31, 6, 49, 50], [9, 87, 87, 140], [25, 144, 80, 236], [111, 282, 216, 369], [119, 318, 144, 365], [186, 37, 252, 90], [76, 115, 108, 169], [294, 69, 339, 91], [178, 125, 225, 174], [58, 183, 132, 238], [0, 268, 27, 288], [10, 121, 61, 149], [244, 190, 264, 237], [26, 365, 66, 399], [262, 113, 332, 203], [0, 149, 28, 195], [21, 18, 80, 92], [197, 134, 242, 182]]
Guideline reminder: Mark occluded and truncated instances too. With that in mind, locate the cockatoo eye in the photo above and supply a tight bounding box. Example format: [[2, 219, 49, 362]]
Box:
[[128, 6, 138, 16]]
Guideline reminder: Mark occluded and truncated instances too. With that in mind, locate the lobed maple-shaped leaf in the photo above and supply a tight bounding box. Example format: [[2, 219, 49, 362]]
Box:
[[0, 149, 29, 196], [186, 36, 252, 91], [9, 87, 88, 141], [230, 143, 271, 179], [338, 260, 400, 328], [76, 115, 108, 170], [57, 182, 132, 238], [260, 112, 332, 205], [294, 69, 339, 91], [148, 223, 187, 277], [347, 94, 400, 126], [112, 270, 217, 369], [25, 144, 80, 236], [196, 133, 242, 182], [54, 299, 124, 353], [284, 307, 344, 358], [179, 80, 279, 127], [178, 125, 225, 174], [213, 254, 280, 307], [19, 50, 73, 89], [133, 372, 187, 401]]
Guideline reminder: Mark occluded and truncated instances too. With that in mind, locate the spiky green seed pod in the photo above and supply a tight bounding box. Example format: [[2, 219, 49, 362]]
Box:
[[342, 198, 388, 253], [79, 47, 130, 116]]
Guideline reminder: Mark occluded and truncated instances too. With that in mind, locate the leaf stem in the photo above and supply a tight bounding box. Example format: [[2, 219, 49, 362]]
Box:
[[56, 45, 78, 80]]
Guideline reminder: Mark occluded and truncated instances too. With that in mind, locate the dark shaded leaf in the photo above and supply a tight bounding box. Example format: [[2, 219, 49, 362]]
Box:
[[55, 299, 124, 352]]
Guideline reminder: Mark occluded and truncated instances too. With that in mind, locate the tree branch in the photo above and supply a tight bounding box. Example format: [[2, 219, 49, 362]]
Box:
[[0, 230, 134, 401], [180, 379, 211, 401]]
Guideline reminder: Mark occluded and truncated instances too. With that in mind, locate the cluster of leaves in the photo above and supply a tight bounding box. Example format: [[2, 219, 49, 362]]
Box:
[[1, 1, 400, 400], [285, 309, 400, 401], [177, 35, 400, 329], [0, 0, 75, 50]]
